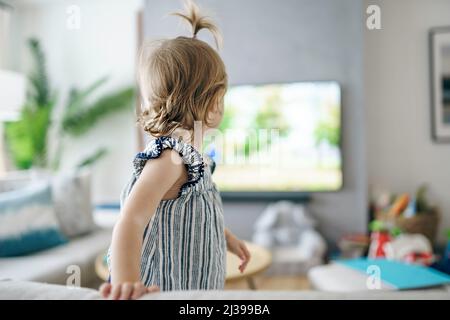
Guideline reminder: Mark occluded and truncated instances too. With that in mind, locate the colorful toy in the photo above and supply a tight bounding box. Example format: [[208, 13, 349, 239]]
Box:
[[368, 230, 392, 258], [404, 252, 434, 265], [389, 193, 410, 218], [384, 234, 433, 265]]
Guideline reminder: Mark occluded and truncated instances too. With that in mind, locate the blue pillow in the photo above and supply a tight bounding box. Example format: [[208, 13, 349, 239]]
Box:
[[0, 181, 67, 257]]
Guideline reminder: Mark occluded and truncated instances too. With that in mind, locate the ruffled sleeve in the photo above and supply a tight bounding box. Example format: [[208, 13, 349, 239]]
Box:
[[204, 154, 216, 175], [133, 136, 204, 196]]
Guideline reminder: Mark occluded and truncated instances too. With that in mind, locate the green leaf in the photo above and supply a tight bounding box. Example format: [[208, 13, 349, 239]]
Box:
[[5, 118, 34, 169], [369, 220, 386, 232], [66, 76, 109, 114], [77, 148, 108, 168], [5, 38, 54, 169], [4, 103, 53, 169], [28, 104, 52, 167], [62, 87, 135, 136], [27, 38, 52, 107]]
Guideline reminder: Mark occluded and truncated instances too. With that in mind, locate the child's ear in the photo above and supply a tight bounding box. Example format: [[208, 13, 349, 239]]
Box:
[[206, 106, 223, 129], [216, 95, 225, 114], [217, 100, 224, 115]]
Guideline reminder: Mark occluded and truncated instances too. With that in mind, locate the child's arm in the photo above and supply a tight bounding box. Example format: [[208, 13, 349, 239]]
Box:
[[101, 150, 185, 300], [224, 228, 251, 273]]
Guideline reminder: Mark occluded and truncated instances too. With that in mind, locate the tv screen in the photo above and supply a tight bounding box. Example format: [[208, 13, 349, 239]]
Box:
[[204, 81, 342, 193]]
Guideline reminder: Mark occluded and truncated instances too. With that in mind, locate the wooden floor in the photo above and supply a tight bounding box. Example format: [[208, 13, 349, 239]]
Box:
[[225, 275, 310, 291]]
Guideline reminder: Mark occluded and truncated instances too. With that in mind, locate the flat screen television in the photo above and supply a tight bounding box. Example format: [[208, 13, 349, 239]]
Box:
[[203, 81, 342, 198]]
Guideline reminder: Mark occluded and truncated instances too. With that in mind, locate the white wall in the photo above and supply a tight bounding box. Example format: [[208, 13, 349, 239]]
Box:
[[0, 5, 12, 68], [365, 0, 450, 244], [8, 0, 143, 203], [144, 0, 368, 243]]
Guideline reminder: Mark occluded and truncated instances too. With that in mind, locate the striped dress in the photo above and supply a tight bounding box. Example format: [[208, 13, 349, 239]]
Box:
[[107, 136, 227, 291]]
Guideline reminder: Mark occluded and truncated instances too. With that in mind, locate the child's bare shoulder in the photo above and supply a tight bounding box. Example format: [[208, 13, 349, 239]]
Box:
[[136, 149, 187, 199]]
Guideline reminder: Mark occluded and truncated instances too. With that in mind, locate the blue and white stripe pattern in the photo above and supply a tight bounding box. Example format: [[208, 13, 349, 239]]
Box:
[[0, 182, 67, 257], [108, 136, 226, 291]]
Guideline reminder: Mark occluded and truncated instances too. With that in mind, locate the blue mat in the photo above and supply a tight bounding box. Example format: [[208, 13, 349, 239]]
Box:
[[338, 258, 450, 290]]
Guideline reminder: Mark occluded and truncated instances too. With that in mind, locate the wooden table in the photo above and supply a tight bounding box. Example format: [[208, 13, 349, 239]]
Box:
[[96, 241, 272, 290], [225, 241, 272, 289], [95, 253, 110, 283]]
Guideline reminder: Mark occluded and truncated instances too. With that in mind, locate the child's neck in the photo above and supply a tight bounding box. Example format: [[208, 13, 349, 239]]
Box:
[[171, 127, 203, 152]]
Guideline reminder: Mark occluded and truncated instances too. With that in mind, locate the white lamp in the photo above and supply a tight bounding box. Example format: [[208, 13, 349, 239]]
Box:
[[0, 69, 26, 174], [0, 70, 26, 119]]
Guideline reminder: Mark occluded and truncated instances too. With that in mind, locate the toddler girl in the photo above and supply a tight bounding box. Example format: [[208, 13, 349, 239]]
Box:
[[100, 0, 250, 300]]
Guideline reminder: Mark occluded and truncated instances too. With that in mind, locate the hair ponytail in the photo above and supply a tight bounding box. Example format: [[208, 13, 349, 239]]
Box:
[[171, 0, 222, 49], [138, 0, 227, 138]]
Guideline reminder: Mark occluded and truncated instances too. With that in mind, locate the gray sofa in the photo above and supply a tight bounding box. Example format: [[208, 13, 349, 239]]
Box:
[[1, 280, 449, 300], [0, 170, 113, 288], [0, 228, 111, 287]]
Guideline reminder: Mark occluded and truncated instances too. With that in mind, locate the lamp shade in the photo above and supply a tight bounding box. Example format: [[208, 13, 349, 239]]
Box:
[[0, 70, 26, 121]]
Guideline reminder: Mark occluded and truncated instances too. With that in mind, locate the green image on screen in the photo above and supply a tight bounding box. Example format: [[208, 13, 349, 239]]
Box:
[[204, 81, 342, 192]]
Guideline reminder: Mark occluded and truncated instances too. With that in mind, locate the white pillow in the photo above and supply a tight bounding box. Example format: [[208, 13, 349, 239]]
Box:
[[52, 169, 97, 238]]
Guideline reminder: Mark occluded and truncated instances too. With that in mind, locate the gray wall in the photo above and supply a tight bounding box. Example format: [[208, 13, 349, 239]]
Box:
[[143, 0, 367, 243], [365, 0, 450, 244]]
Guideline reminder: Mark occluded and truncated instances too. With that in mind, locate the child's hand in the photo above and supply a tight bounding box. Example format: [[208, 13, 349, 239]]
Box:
[[225, 231, 251, 273], [99, 282, 159, 300]]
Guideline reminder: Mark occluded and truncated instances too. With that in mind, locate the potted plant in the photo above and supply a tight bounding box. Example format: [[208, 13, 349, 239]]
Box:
[[4, 38, 135, 174]]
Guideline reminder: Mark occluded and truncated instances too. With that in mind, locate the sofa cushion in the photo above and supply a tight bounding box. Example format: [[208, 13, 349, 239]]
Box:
[[52, 169, 96, 238], [0, 169, 97, 239], [0, 182, 67, 257], [0, 227, 112, 286]]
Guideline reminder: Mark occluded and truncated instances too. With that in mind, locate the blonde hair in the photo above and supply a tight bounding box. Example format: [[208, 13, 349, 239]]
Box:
[[138, 0, 228, 137]]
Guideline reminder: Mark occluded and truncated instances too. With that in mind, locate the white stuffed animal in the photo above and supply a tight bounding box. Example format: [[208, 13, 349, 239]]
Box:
[[383, 234, 432, 261], [252, 201, 326, 259]]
